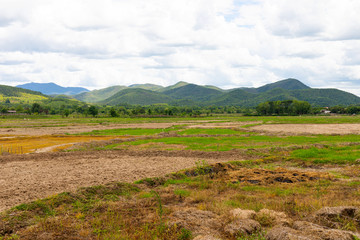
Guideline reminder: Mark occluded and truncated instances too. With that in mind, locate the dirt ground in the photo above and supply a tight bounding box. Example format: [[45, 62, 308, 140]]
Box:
[[251, 123, 360, 135], [185, 121, 261, 129], [0, 150, 241, 213]]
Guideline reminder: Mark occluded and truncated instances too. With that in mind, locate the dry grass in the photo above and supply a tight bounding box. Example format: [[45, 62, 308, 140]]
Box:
[[0, 135, 119, 154], [1, 162, 360, 239]]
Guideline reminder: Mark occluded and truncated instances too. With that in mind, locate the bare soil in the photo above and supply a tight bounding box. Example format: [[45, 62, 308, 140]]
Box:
[[185, 121, 260, 129], [251, 123, 360, 135], [0, 150, 242, 212]]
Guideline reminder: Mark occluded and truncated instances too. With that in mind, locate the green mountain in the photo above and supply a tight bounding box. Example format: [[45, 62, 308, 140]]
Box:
[[100, 88, 173, 105], [163, 84, 223, 102], [257, 78, 310, 92], [0, 85, 48, 103], [128, 83, 164, 91], [0, 85, 86, 114], [74, 85, 127, 103], [240, 78, 310, 93], [289, 88, 360, 106], [74, 84, 164, 103], [204, 85, 226, 92], [0, 85, 46, 97], [210, 87, 360, 107], [160, 81, 190, 92], [73, 78, 360, 107], [208, 89, 258, 106]]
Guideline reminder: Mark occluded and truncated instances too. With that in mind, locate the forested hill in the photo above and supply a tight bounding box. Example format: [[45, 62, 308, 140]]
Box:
[[95, 79, 360, 107], [0, 84, 46, 97], [12, 78, 360, 107]]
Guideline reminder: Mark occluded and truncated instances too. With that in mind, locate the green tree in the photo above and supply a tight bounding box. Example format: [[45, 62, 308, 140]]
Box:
[[15, 105, 24, 112], [256, 100, 311, 116], [63, 109, 70, 117], [31, 103, 42, 114], [109, 108, 118, 117], [88, 106, 98, 117]]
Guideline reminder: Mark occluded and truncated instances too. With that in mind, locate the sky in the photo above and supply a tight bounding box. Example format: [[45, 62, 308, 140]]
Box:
[[0, 0, 360, 96]]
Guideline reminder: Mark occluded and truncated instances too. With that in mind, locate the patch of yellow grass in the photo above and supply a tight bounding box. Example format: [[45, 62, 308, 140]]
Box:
[[0, 135, 119, 154]]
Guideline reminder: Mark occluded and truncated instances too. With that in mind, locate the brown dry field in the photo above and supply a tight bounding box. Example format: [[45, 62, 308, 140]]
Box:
[[1, 121, 360, 213], [0, 150, 244, 212]]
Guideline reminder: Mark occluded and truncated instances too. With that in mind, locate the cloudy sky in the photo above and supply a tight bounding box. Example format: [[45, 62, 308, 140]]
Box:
[[0, 0, 360, 95]]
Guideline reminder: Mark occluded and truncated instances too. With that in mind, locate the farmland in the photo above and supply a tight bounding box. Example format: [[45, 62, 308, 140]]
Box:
[[0, 115, 360, 239]]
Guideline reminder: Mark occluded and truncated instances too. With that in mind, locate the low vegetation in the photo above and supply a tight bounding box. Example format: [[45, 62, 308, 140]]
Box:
[[0, 115, 360, 239], [1, 159, 359, 239]]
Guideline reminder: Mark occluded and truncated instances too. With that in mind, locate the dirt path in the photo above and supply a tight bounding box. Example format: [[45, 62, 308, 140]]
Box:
[[34, 143, 74, 153], [0, 150, 241, 212], [250, 123, 360, 135]]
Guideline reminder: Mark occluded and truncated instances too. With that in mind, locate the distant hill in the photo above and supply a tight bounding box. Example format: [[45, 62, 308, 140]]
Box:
[[74, 83, 165, 103], [240, 78, 311, 93], [257, 78, 310, 92], [74, 85, 127, 103], [208, 89, 258, 106], [162, 84, 223, 102], [35, 78, 360, 107], [289, 88, 360, 106], [128, 83, 164, 91], [17, 82, 89, 95], [100, 88, 173, 105], [160, 81, 189, 92], [0, 85, 45, 97], [0, 85, 48, 104], [209, 87, 360, 107]]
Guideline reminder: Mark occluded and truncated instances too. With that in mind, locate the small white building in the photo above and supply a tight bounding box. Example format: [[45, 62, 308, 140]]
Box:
[[320, 107, 331, 114]]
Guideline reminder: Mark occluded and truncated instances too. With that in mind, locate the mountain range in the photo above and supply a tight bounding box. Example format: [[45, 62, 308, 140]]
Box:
[[75, 79, 360, 107], [8, 79, 360, 107], [17, 82, 89, 95]]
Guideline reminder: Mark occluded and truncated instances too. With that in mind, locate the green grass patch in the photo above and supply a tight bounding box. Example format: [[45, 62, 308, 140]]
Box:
[[173, 189, 191, 198], [77, 128, 166, 136], [348, 181, 360, 186], [105, 134, 360, 152], [177, 128, 250, 135], [291, 145, 360, 164]]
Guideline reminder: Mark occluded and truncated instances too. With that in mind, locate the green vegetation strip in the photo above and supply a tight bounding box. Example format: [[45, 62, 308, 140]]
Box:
[[291, 145, 360, 164], [105, 134, 360, 152]]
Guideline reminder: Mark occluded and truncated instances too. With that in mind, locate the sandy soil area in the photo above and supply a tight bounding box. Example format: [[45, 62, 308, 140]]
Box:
[[0, 150, 241, 212], [251, 123, 360, 135]]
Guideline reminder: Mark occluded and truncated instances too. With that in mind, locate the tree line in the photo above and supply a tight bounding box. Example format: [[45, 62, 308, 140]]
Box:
[[256, 100, 312, 115], [1, 99, 360, 117]]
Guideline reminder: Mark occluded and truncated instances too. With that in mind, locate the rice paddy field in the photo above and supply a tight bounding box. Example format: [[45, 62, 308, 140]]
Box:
[[0, 114, 359, 239]]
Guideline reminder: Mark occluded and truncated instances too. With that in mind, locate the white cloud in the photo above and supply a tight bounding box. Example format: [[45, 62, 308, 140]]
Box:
[[0, 0, 359, 96]]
